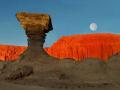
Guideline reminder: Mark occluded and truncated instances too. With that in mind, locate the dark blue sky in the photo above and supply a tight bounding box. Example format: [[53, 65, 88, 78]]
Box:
[[0, 0, 120, 47]]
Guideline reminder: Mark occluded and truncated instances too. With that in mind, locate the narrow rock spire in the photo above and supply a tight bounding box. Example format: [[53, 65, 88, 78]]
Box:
[[16, 12, 53, 61]]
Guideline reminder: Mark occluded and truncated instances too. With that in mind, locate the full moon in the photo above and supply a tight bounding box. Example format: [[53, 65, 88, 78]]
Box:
[[89, 23, 97, 31]]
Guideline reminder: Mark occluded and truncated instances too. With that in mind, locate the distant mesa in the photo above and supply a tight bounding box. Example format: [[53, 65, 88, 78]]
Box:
[[0, 45, 26, 61], [45, 33, 120, 61], [0, 33, 120, 61], [0, 12, 120, 61]]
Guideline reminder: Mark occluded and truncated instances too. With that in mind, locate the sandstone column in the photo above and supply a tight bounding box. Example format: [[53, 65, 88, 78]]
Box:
[[16, 12, 53, 61]]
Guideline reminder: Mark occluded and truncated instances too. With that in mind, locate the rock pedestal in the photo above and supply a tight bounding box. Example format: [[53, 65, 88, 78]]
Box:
[[16, 12, 53, 61]]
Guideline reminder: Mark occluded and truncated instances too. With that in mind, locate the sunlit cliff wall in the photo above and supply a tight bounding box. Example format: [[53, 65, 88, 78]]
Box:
[[45, 33, 120, 61], [0, 33, 120, 61], [0, 45, 26, 61]]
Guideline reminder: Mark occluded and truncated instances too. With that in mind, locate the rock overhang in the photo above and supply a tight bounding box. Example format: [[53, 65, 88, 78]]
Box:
[[16, 12, 53, 33]]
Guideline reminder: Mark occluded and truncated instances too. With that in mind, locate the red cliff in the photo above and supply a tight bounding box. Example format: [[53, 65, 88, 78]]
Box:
[[45, 33, 120, 61], [0, 33, 120, 61], [0, 45, 26, 61]]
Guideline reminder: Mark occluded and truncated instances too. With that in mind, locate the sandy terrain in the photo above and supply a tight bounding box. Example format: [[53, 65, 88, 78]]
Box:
[[0, 53, 120, 90], [0, 79, 120, 90]]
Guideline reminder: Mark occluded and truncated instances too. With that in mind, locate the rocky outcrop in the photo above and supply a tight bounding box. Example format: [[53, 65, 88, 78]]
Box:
[[0, 45, 26, 61], [0, 12, 120, 62], [0, 33, 120, 61], [1, 33, 120, 61], [45, 33, 120, 61], [16, 12, 53, 61], [2, 12, 120, 89], [6, 65, 33, 80]]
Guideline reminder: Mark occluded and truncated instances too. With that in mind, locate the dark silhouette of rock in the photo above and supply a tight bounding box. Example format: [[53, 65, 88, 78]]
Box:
[[16, 12, 53, 61]]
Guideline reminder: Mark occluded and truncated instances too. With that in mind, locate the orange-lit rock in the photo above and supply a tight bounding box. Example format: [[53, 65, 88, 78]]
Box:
[[45, 33, 120, 61], [1, 33, 120, 61], [0, 45, 26, 61]]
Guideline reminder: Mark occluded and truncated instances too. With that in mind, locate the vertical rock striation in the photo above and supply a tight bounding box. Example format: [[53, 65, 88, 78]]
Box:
[[0, 45, 26, 61], [45, 33, 120, 61], [16, 12, 53, 61]]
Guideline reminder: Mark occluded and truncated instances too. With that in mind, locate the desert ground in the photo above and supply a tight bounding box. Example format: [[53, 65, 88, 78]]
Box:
[[0, 53, 120, 90]]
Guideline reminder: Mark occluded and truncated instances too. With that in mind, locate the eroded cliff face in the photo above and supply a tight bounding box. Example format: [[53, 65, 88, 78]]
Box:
[[45, 33, 120, 61], [1, 12, 120, 61], [0, 34, 120, 61], [16, 12, 53, 61], [0, 45, 26, 61]]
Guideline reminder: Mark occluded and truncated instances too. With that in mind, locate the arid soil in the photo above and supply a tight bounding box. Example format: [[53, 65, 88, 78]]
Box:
[[0, 53, 120, 90]]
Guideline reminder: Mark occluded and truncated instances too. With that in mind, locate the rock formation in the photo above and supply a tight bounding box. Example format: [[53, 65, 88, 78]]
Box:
[[1, 33, 120, 61], [0, 45, 26, 61], [0, 13, 120, 62], [1, 13, 120, 88], [16, 12, 53, 61], [45, 33, 120, 61]]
